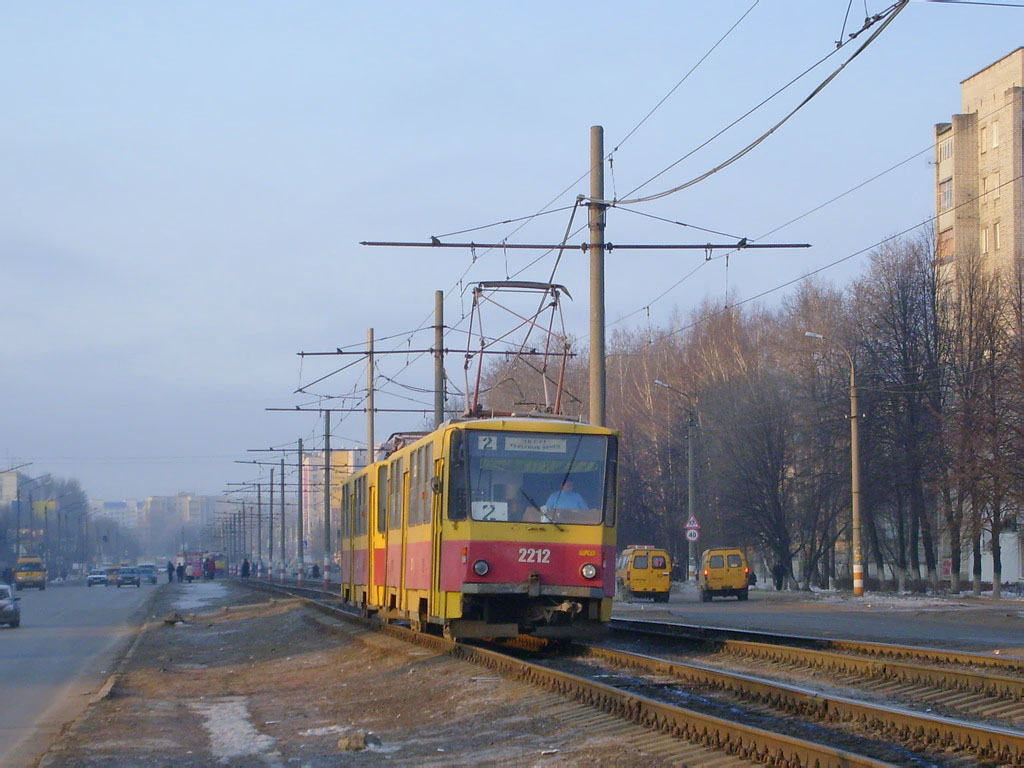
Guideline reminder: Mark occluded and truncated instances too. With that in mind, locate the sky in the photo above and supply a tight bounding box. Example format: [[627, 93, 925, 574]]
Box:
[[1, 1, 1021, 501]]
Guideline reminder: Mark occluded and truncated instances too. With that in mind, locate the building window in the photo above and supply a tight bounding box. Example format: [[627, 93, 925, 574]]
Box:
[[940, 178, 953, 211], [981, 227, 989, 254], [994, 222, 1001, 250], [938, 228, 953, 263], [939, 138, 953, 162], [980, 126, 987, 151], [993, 171, 1001, 199], [992, 121, 999, 148]]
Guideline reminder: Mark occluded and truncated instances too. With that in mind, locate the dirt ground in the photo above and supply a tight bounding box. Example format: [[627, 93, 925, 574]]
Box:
[[39, 581, 678, 767]]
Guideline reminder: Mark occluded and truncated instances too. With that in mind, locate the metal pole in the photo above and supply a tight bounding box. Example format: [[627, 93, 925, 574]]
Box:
[[588, 125, 606, 427], [434, 290, 444, 428], [297, 437, 304, 584], [279, 457, 285, 580], [256, 483, 262, 578], [687, 412, 697, 580], [850, 358, 864, 597], [367, 328, 375, 462], [15, 484, 21, 556], [323, 410, 331, 591], [268, 469, 274, 579]]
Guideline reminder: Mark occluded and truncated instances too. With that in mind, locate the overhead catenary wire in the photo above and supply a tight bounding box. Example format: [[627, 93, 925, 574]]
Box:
[[609, 1, 907, 206], [643, 172, 1022, 346], [609, 94, 1021, 328]]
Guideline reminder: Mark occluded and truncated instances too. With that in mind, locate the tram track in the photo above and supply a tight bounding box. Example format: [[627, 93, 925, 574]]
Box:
[[609, 618, 1024, 727], [237, 579, 895, 767]]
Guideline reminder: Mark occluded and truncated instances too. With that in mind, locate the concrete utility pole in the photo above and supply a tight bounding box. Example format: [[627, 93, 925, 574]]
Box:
[[367, 328, 375, 462], [268, 468, 274, 579], [279, 457, 285, 580], [588, 125, 607, 427], [434, 290, 445, 428], [849, 360, 864, 597], [323, 410, 331, 591], [297, 437, 304, 583], [687, 411, 697, 580], [805, 332, 863, 596], [252, 483, 258, 573]]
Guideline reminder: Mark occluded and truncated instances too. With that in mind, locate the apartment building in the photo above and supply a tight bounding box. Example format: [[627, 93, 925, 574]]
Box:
[[934, 48, 1023, 274]]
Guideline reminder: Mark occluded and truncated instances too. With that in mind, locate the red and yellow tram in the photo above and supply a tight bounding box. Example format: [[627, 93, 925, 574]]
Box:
[[335, 415, 618, 640]]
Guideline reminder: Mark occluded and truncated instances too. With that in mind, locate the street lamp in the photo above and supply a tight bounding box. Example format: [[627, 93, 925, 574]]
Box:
[[805, 331, 864, 597], [14, 473, 50, 557], [653, 380, 699, 580]]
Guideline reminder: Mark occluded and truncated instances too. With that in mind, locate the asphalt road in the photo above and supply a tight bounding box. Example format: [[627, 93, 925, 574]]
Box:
[[613, 585, 1024, 655], [0, 580, 154, 768]]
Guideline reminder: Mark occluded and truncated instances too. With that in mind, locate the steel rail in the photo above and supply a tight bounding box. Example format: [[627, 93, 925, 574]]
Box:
[[610, 617, 1024, 672], [610, 618, 1024, 702], [237, 579, 892, 768], [581, 643, 1024, 765]]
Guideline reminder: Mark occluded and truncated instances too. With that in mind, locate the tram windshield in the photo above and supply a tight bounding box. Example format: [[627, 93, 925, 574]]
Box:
[[450, 430, 616, 525]]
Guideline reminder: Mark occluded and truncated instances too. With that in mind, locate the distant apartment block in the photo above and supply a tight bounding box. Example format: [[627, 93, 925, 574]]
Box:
[[934, 48, 1023, 273], [301, 449, 367, 561]]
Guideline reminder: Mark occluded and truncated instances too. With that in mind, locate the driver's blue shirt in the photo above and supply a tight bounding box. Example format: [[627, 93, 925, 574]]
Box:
[[544, 489, 588, 510]]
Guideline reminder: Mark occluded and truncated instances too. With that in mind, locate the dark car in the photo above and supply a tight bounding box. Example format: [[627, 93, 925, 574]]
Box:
[[0, 583, 21, 628], [137, 564, 158, 584], [117, 568, 141, 588]]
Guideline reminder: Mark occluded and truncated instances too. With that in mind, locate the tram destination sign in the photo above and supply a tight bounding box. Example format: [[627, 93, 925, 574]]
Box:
[[504, 436, 567, 453]]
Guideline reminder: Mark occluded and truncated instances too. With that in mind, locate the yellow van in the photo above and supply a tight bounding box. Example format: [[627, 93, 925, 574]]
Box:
[[699, 548, 749, 602], [616, 546, 671, 602], [15, 556, 47, 590]]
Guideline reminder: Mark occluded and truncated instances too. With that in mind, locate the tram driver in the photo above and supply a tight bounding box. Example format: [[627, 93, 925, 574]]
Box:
[[543, 479, 592, 523]]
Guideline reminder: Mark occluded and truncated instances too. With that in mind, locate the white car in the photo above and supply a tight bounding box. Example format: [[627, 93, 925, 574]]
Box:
[[86, 569, 107, 587]]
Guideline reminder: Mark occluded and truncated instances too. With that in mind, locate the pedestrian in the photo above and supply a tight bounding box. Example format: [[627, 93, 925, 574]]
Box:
[[207, 558, 216, 580], [241, 558, 250, 579], [185, 564, 194, 583], [772, 563, 786, 591], [1, 566, 13, 586], [311, 563, 320, 580], [166, 561, 175, 583], [176, 563, 185, 583]]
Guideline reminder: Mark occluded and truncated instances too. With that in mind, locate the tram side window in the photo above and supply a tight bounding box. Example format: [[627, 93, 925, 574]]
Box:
[[341, 486, 349, 538], [355, 478, 366, 536], [419, 444, 433, 525], [447, 431, 469, 520], [389, 459, 404, 530], [633, 555, 649, 569], [377, 466, 387, 533]]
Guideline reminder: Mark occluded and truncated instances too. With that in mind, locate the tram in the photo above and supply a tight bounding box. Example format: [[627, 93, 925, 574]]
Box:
[[335, 415, 618, 640]]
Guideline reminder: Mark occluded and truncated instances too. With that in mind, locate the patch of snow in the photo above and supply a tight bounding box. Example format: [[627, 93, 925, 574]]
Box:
[[299, 725, 349, 737], [190, 696, 277, 762], [173, 581, 229, 611]]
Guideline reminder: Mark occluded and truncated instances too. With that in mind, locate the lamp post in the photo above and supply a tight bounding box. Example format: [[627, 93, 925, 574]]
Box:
[[805, 331, 863, 597], [14, 473, 50, 558], [653, 380, 699, 580]]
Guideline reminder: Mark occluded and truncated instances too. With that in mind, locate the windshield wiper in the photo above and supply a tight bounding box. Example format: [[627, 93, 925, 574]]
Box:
[[521, 488, 563, 531]]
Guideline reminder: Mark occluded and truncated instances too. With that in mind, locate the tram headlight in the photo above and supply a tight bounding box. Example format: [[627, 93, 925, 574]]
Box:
[[472, 559, 490, 576], [580, 563, 598, 580]]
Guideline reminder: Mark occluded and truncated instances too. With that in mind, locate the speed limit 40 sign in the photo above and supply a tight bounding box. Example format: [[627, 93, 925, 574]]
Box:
[[685, 528, 700, 542]]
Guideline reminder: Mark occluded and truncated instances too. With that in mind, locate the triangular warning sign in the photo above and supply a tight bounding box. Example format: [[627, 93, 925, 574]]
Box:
[[684, 515, 700, 529]]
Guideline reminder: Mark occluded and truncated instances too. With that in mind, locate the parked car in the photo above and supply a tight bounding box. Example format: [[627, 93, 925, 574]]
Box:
[[117, 568, 141, 588], [86, 569, 107, 587], [137, 564, 158, 584], [0, 583, 21, 628]]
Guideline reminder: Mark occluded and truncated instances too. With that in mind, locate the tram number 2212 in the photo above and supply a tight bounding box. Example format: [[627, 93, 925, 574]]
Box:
[[518, 547, 551, 563]]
